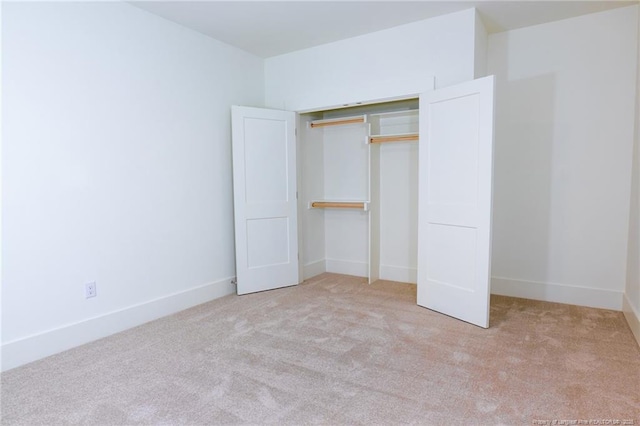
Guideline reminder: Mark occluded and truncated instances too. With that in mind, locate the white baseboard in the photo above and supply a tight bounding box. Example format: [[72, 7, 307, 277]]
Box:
[[623, 293, 640, 347], [491, 276, 622, 311], [303, 259, 326, 280], [379, 265, 417, 284], [1, 277, 236, 372], [326, 259, 368, 277]]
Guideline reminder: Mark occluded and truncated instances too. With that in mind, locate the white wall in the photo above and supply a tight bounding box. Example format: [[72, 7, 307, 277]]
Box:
[[1, 2, 264, 370], [323, 125, 370, 276], [299, 121, 370, 278], [624, 5, 640, 344], [379, 142, 419, 283], [265, 9, 477, 112], [298, 114, 326, 279], [376, 112, 420, 283], [488, 6, 639, 310]]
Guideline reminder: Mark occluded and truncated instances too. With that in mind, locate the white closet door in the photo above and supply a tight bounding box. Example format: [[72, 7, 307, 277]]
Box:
[[417, 76, 495, 328], [231, 106, 299, 295]]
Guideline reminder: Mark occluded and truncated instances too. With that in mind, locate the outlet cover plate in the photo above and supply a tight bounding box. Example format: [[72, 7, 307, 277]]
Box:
[[85, 282, 97, 299]]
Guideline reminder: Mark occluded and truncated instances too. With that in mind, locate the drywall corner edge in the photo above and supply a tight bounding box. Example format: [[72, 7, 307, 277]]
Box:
[[474, 9, 488, 78], [623, 293, 640, 347], [303, 260, 327, 280], [1, 277, 236, 372]]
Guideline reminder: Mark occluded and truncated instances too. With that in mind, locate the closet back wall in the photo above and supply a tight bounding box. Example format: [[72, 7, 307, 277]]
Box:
[[323, 125, 370, 277], [299, 106, 420, 283], [379, 142, 419, 283]]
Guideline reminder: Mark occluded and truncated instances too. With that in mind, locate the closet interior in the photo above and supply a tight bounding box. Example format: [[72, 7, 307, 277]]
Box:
[[298, 99, 420, 284]]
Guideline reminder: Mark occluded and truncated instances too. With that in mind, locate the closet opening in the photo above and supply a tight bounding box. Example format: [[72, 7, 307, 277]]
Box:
[[298, 99, 420, 285]]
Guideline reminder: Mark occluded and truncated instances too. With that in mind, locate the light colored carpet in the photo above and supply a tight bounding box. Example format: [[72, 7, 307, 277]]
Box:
[[2, 273, 639, 425]]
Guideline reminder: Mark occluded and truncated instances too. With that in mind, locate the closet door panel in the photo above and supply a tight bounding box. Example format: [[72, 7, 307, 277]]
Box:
[[417, 76, 495, 328], [232, 106, 299, 295], [426, 94, 480, 207]]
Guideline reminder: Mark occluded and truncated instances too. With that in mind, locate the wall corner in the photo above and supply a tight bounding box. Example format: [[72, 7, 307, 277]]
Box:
[[474, 9, 488, 78]]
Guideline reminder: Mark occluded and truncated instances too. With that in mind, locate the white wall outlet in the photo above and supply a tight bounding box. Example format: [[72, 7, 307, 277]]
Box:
[[85, 282, 97, 299]]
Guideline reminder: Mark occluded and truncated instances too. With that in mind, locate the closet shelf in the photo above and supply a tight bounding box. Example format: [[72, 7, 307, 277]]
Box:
[[309, 201, 369, 211], [310, 115, 367, 128], [369, 133, 419, 144]]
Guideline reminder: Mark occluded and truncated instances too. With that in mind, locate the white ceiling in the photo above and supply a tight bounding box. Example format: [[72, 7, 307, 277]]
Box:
[[130, 1, 638, 58]]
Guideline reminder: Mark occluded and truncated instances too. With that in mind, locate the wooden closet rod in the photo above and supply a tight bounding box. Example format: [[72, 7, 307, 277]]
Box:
[[369, 134, 419, 144], [310, 201, 366, 210], [310, 115, 366, 128]]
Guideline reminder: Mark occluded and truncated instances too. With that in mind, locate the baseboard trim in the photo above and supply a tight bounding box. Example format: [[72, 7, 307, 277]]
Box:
[[303, 259, 326, 280], [491, 276, 623, 311], [1, 277, 236, 372], [623, 294, 640, 347], [326, 259, 368, 278], [380, 265, 417, 284]]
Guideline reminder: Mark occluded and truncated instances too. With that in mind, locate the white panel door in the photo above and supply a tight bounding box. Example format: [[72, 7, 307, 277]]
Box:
[[231, 106, 299, 295], [417, 76, 495, 328]]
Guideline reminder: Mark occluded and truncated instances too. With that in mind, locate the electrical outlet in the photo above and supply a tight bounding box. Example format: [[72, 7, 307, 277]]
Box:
[[85, 281, 97, 299]]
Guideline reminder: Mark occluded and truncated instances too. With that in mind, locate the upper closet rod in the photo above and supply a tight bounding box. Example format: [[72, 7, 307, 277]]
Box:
[[309, 115, 367, 128]]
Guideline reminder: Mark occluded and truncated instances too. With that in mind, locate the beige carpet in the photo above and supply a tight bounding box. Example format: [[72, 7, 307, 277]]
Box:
[[2, 273, 639, 425]]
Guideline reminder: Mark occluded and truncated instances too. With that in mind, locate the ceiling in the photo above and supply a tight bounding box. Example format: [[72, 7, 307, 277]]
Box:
[[130, 1, 638, 58]]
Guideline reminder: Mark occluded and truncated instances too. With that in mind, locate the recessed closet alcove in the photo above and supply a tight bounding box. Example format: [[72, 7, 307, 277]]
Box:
[[298, 99, 420, 285], [232, 76, 495, 328]]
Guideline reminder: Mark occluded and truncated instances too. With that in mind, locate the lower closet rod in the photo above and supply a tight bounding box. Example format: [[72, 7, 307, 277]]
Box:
[[310, 201, 366, 209]]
